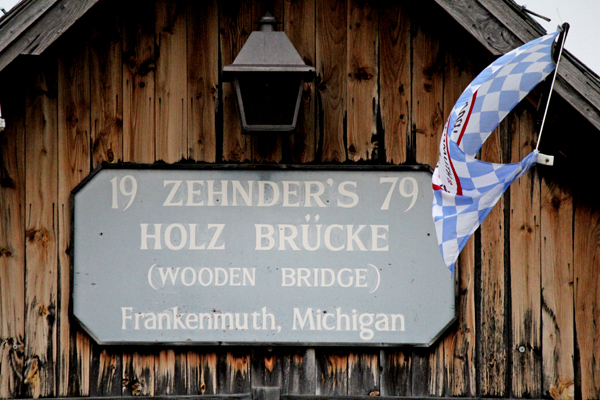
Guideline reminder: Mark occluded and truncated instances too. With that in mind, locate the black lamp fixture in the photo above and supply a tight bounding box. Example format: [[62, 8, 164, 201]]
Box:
[[222, 12, 316, 133]]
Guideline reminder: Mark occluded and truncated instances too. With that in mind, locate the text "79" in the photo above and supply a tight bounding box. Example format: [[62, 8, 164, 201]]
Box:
[[379, 177, 418, 211]]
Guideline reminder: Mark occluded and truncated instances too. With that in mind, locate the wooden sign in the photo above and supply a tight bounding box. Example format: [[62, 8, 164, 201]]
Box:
[[72, 165, 454, 346]]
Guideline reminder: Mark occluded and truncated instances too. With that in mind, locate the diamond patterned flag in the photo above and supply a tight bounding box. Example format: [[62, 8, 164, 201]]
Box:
[[432, 31, 560, 273]]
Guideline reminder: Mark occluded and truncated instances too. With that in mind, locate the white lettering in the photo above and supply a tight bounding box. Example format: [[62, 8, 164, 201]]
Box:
[[337, 181, 359, 208], [163, 180, 183, 206]]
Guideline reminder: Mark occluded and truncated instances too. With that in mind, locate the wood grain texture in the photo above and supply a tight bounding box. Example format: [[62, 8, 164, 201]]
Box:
[[0, 72, 26, 399], [285, 0, 317, 163], [122, 0, 156, 163], [379, 1, 410, 165], [541, 180, 574, 400], [315, 350, 347, 395], [0, 0, 99, 72], [478, 121, 508, 397], [379, 349, 411, 396], [123, 352, 155, 396], [187, 351, 217, 395], [57, 28, 93, 399], [187, 0, 218, 162], [90, 0, 123, 165], [155, 349, 187, 395], [453, 237, 476, 396], [217, 351, 251, 394], [346, 0, 377, 162], [57, 26, 92, 397], [509, 108, 541, 398], [251, 348, 284, 388], [90, 348, 122, 396], [316, 0, 347, 162], [155, 0, 188, 163], [347, 351, 378, 395], [574, 203, 600, 400], [220, 0, 253, 162], [24, 59, 59, 399], [281, 348, 316, 395], [412, 2, 444, 167], [0, 0, 57, 54]]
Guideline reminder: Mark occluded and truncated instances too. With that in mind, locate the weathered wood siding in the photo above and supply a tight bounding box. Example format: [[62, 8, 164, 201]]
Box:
[[0, 0, 598, 399]]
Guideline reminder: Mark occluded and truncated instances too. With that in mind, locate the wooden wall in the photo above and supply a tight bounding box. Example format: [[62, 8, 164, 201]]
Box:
[[0, 0, 599, 399]]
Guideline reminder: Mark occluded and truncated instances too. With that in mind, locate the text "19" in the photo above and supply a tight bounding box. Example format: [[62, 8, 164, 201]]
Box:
[[111, 176, 138, 210]]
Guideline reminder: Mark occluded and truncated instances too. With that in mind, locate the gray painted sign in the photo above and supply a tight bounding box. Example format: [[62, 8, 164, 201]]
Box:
[[73, 166, 454, 346]]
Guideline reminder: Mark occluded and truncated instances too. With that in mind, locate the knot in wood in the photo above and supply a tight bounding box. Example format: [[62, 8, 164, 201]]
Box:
[[26, 228, 50, 247], [1, 176, 15, 188], [520, 223, 533, 233], [551, 196, 561, 210], [0, 247, 13, 258], [352, 67, 374, 81]]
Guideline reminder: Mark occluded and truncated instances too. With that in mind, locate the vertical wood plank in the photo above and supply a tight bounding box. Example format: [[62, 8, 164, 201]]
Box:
[[0, 72, 26, 399], [90, 0, 123, 165], [285, 0, 316, 163], [316, 0, 347, 162], [220, 0, 253, 162], [453, 236, 477, 396], [510, 108, 542, 398], [315, 350, 347, 395], [346, 0, 377, 162], [187, 0, 218, 162], [379, 349, 411, 396], [380, 1, 410, 165], [478, 122, 508, 397], [155, 0, 187, 163], [90, 348, 122, 396], [187, 351, 217, 395], [155, 349, 187, 395], [574, 203, 600, 400], [541, 182, 575, 399], [281, 348, 316, 395], [413, 2, 444, 167], [217, 351, 251, 394], [24, 59, 58, 399], [123, 0, 156, 163], [409, 348, 430, 397], [541, 180, 574, 399], [251, 348, 283, 388], [123, 352, 155, 396], [57, 27, 91, 396], [348, 351, 378, 395]]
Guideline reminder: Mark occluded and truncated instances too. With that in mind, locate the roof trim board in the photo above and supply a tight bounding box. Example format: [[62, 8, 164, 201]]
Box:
[[0, 0, 99, 72]]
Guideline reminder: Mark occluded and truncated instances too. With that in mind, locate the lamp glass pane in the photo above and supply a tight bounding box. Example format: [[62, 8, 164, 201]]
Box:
[[237, 73, 302, 127]]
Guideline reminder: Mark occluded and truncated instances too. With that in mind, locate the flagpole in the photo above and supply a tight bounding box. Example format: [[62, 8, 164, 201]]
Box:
[[535, 23, 570, 154]]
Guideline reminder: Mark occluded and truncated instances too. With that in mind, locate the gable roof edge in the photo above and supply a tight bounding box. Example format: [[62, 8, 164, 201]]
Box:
[[434, 0, 600, 132], [0, 0, 99, 72]]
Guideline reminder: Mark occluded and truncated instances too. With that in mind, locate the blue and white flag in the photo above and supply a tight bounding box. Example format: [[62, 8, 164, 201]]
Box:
[[432, 31, 560, 273]]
